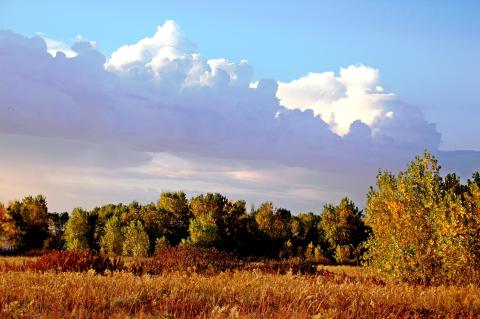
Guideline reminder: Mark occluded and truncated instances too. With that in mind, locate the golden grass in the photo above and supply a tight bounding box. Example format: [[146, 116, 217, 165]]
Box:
[[0, 256, 37, 266], [1, 264, 479, 319]]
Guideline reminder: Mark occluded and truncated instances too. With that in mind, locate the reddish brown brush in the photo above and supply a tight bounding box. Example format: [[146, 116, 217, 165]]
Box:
[[130, 246, 243, 275], [0, 250, 124, 274]]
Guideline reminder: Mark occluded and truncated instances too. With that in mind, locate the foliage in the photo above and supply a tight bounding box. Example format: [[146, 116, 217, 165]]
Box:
[[157, 191, 192, 245], [319, 197, 369, 264], [122, 221, 150, 257], [1, 250, 123, 273], [186, 212, 220, 248], [255, 202, 292, 256], [364, 151, 479, 285], [64, 208, 92, 250], [43, 212, 69, 250], [154, 236, 169, 254], [100, 216, 124, 255], [0, 202, 17, 249], [0, 195, 49, 251]]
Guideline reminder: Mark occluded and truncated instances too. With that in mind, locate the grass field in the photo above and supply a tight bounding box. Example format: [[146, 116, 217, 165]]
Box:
[[1, 257, 479, 318]]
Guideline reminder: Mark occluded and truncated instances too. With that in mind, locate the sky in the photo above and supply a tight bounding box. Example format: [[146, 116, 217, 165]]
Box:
[[0, 0, 479, 213]]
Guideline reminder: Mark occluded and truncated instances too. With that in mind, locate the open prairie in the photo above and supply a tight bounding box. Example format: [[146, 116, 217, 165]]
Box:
[[1, 256, 479, 319]]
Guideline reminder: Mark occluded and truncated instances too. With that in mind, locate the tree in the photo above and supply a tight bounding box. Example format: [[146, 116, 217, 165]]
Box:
[[464, 174, 480, 268], [255, 202, 292, 257], [139, 203, 166, 253], [187, 212, 219, 248], [190, 193, 227, 219], [0, 202, 18, 250], [122, 221, 150, 257], [43, 212, 69, 250], [157, 191, 192, 244], [64, 208, 91, 250], [364, 151, 475, 284], [100, 216, 124, 255], [220, 200, 256, 255], [319, 198, 369, 264], [4, 195, 50, 251]]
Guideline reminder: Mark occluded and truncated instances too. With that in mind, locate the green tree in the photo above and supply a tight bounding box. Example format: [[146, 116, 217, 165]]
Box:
[[319, 197, 369, 264], [122, 220, 150, 257], [139, 203, 166, 253], [187, 212, 219, 248], [64, 208, 91, 250], [5, 195, 49, 251], [364, 151, 475, 284], [190, 193, 227, 219], [43, 212, 69, 250], [100, 216, 124, 255], [255, 202, 292, 257], [157, 191, 192, 244]]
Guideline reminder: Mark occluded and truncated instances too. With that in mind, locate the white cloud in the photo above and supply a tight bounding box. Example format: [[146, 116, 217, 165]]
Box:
[[277, 65, 396, 136], [105, 21, 253, 89]]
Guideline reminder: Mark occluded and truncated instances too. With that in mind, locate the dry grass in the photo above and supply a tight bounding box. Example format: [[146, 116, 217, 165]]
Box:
[[1, 257, 479, 319], [0, 256, 37, 266]]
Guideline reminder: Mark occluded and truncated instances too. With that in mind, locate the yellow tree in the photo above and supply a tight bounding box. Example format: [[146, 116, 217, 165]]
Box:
[[364, 151, 475, 284], [464, 175, 480, 268], [0, 202, 18, 249]]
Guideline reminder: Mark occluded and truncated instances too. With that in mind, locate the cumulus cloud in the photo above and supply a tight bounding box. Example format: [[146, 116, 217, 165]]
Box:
[[277, 65, 395, 136], [0, 21, 477, 212]]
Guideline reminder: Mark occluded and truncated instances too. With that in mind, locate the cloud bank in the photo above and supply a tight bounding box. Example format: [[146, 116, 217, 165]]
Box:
[[0, 20, 477, 212]]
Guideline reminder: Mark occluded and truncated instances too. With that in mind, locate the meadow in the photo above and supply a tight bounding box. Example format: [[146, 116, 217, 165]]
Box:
[[1, 254, 480, 319]]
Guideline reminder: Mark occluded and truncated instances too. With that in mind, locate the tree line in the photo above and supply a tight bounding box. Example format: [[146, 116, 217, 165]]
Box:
[[0, 193, 369, 264], [1, 151, 480, 283]]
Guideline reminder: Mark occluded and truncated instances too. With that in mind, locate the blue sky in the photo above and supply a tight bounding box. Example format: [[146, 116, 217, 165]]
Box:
[[0, 1, 479, 212]]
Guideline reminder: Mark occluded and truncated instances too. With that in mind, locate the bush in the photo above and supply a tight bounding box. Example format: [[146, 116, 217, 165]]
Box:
[[2, 250, 124, 274]]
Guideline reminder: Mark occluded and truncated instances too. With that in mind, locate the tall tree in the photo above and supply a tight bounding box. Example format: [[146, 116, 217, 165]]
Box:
[[157, 191, 192, 244], [43, 212, 69, 250], [464, 173, 480, 269], [319, 198, 369, 264], [64, 208, 91, 250], [255, 202, 292, 257], [122, 220, 150, 257], [0, 202, 18, 250], [187, 212, 219, 248], [5, 195, 49, 251], [100, 215, 124, 255]]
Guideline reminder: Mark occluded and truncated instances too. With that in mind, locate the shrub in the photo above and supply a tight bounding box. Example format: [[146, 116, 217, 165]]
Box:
[[154, 236, 169, 254], [2, 250, 123, 273]]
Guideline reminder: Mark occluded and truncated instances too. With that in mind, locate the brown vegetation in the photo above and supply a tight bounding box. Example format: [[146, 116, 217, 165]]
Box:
[[1, 263, 479, 318], [0, 252, 479, 318]]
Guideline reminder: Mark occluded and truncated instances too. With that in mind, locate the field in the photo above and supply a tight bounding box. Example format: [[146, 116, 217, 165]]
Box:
[[1, 256, 480, 318]]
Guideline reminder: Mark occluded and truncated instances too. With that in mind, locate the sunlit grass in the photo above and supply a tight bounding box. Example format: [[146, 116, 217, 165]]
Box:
[[1, 257, 479, 318]]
